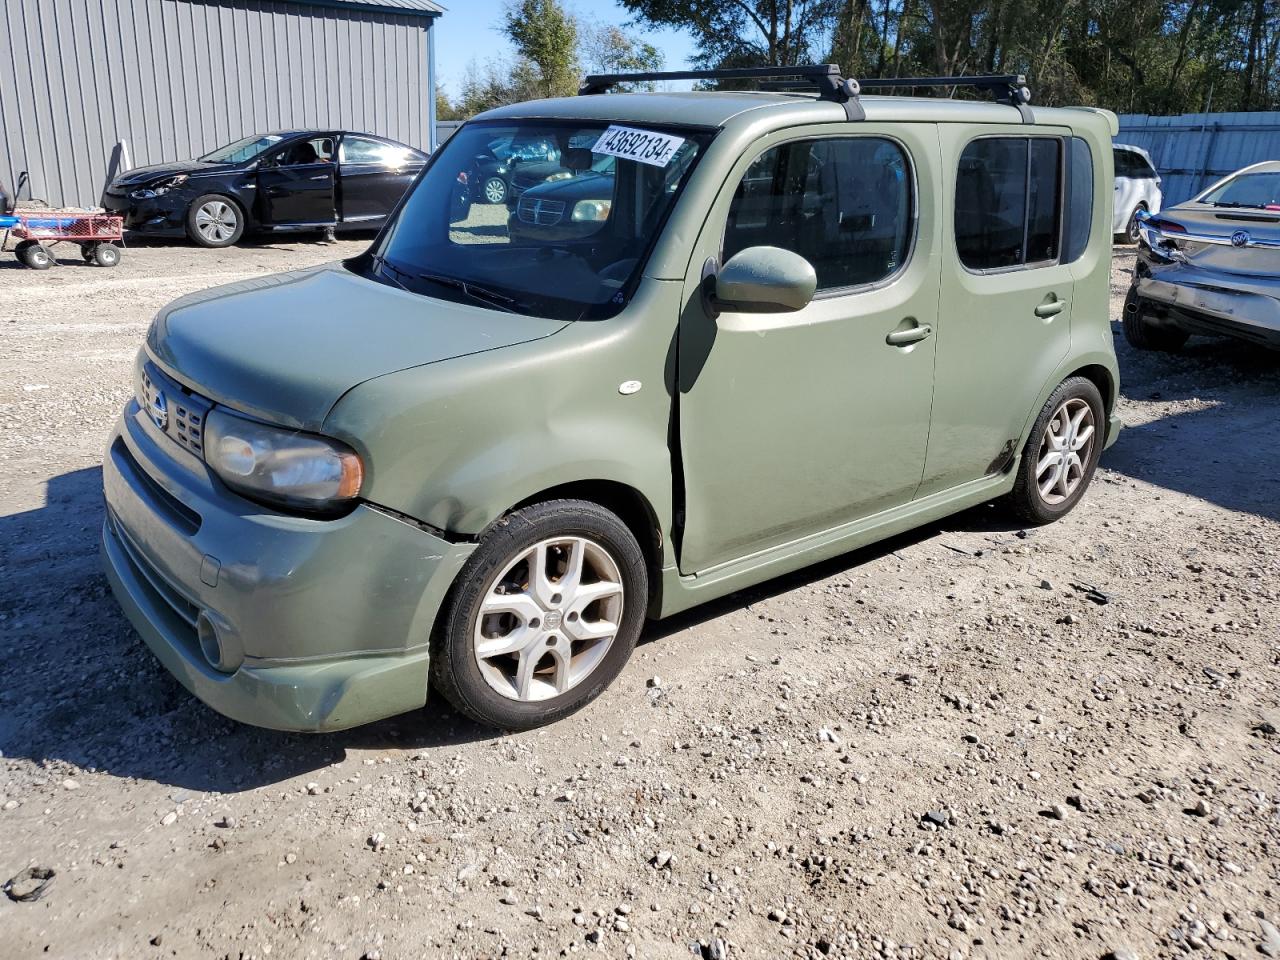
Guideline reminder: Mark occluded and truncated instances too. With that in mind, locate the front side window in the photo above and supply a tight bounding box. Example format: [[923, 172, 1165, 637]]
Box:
[[364, 120, 711, 322], [339, 136, 412, 167], [956, 137, 1062, 270], [723, 137, 913, 291]]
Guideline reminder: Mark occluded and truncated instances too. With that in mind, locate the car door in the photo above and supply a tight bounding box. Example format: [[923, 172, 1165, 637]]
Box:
[[336, 135, 424, 223], [918, 128, 1075, 497], [676, 124, 943, 574], [256, 135, 338, 226]]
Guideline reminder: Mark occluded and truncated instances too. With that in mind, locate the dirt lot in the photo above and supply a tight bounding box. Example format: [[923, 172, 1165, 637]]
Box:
[[1, 237, 1278, 960]]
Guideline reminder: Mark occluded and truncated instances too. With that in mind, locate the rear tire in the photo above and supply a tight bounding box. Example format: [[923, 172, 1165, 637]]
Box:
[[1123, 286, 1187, 352], [186, 194, 244, 248], [482, 176, 508, 204], [92, 242, 120, 267], [1007, 376, 1106, 525], [431, 499, 648, 731], [1118, 205, 1145, 245]]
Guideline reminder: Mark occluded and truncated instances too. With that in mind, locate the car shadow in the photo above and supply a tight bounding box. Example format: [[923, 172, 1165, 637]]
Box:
[[1105, 328, 1280, 522], [0, 467, 492, 796]]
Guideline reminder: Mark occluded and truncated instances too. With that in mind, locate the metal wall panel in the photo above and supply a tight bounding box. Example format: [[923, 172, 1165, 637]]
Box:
[[0, 0, 436, 208], [1117, 111, 1280, 205]]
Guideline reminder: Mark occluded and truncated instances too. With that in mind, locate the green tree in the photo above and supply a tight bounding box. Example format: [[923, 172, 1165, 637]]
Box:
[[617, 0, 835, 68], [503, 0, 580, 98]]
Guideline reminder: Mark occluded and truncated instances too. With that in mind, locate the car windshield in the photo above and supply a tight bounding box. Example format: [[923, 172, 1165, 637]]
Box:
[[201, 134, 286, 164], [1200, 171, 1280, 208], [361, 120, 711, 321]]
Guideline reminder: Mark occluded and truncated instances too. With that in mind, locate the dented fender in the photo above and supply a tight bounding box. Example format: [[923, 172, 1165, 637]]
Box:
[[322, 278, 683, 566]]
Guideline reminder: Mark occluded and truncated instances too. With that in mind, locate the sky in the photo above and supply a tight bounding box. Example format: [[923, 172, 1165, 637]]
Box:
[[431, 0, 700, 98]]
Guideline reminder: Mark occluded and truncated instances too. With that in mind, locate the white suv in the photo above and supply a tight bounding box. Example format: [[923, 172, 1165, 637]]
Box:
[[1113, 144, 1162, 243]]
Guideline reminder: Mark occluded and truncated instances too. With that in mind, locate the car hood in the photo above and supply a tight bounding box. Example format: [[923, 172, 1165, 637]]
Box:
[[1153, 202, 1280, 276], [111, 159, 236, 188], [146, 262, 568, 431]]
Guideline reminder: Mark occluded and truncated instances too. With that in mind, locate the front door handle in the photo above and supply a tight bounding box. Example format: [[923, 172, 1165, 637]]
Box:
[[886, 323, 933, 346], [1035, 297, 1066, 318]]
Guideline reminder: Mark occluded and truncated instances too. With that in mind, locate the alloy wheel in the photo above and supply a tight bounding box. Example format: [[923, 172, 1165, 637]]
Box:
[[195, 200, 238, 244], [483, 177, 507, 204], [1035, 397, 1096, 505], [472, 536, 624, 702]]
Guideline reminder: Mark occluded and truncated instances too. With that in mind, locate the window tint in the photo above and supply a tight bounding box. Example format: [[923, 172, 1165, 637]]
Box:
[[274, 137, 334, 166], [724, 137, 913, 291], [340, 136, 412, 167], [1062, 138, 1094, 263], [955, 137, 1062, 270]]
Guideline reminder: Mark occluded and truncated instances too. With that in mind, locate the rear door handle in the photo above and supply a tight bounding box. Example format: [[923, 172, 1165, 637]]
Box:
[[886, 323, 933, 346], [1035, 298, 1066, 318]]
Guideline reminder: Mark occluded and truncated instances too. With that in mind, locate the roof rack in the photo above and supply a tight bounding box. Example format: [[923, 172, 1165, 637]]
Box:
[[578, 66, 1034, 123]]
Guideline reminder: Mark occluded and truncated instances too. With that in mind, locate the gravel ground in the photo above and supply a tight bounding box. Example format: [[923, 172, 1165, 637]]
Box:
[[1, 238, 1278, 960]]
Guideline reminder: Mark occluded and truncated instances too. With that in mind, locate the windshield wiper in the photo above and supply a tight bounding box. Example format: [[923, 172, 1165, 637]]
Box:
[[413, 272, 521, 312], [1210, 201, 1265, 209]]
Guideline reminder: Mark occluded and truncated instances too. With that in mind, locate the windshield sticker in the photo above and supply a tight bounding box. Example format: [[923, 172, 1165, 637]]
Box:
[[592, 125, 686, 168]]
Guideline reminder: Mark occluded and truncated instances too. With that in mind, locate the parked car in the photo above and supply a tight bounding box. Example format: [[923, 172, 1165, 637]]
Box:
[[1113, 143, 1162, 243], [102, 68, 1122, 733], [102, 130, 428, 247], [469, 135, 560, 204], [1126, 160, 1280, 351]]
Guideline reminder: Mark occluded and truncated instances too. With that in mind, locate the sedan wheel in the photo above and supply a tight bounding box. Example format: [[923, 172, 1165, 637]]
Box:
[[483, 176, 507, 204], [186, 194, 244, 248]]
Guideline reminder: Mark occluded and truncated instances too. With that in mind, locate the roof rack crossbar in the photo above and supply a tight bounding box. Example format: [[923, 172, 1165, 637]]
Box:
[[579, 64, 850, 102], [578, 66, 1034, 122]]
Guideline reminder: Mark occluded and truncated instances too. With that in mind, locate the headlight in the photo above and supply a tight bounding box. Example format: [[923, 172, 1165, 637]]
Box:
[[204, 409, 363, 512], [571, 199, 612, 222], [129, 173, 189, 199]]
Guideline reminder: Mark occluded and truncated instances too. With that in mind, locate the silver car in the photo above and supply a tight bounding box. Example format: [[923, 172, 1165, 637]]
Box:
[[1125, 160, 1280, 351]]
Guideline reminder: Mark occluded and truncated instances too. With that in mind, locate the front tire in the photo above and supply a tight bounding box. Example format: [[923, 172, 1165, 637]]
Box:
[[1123, 286, 1187, 352], [186, 194, 244, 248], [1007, 376, 1105, 525], [482, 176, 507, 204], [91, 242, 121, 267], [431, 499, 648, 730]]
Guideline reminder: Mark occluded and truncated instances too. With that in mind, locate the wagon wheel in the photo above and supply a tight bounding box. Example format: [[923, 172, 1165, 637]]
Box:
[[92, 242, 121, 267], [13, 239, 35, 263], [21, 243, 52, 269], [81, 242, 97, 263]]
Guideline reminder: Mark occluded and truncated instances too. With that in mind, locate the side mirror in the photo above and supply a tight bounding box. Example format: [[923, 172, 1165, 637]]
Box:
[[707, 246, 817, 315]]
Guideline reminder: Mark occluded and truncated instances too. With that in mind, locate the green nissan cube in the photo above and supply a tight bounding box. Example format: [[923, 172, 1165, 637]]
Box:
[[102, 66, 1122, 732]]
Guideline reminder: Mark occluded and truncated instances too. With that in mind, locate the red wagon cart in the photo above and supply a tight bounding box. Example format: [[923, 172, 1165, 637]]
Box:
[[0, 211, 124, 269]]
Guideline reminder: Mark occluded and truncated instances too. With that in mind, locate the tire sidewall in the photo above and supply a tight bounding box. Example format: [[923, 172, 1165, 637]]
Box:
[[93, 243, 120, 267], [434, 501, 648, 730], [186, 194, 245, 248], [1015, 377, 1106, 524]]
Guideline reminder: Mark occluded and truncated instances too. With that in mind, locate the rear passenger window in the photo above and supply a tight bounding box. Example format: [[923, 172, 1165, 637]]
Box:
[[955, 137, 1062, 271], [724, 137, 913, 291], [1062, 138, 1094, 263]]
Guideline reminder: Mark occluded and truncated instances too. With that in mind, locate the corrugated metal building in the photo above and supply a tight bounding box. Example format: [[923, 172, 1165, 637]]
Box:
[[0, 0, 443, 209], [1117, 111, 1280, 205]]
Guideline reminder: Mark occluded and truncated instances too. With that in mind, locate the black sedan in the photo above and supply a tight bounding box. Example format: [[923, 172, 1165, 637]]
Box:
[[102, 131, 429, 247]]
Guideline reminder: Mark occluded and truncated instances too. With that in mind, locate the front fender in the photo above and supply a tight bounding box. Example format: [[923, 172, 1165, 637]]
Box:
[[323, 278, 682, 564]]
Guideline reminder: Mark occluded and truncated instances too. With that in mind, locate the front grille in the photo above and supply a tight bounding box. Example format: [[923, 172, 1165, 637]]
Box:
[[517, 196, 565, 226], [139, 362, 210, 458]]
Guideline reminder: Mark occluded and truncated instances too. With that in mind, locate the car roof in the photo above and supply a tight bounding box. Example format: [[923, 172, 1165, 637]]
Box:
[[476, 91, 1117, 135]]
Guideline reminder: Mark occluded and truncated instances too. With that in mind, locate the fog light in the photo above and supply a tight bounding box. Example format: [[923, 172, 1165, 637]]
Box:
[[196, 611, 236, 673]]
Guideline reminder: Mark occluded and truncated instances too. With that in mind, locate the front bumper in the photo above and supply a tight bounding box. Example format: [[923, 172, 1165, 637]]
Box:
[[1134, 255, 1280, 348], [101, 191, 187, 236], [101, 401, 475, 731]]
